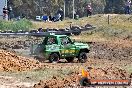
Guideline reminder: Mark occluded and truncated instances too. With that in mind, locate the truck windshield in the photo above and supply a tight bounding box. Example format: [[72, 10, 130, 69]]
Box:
[[60, 37, 72, 45], [42, 36, 57, 45]]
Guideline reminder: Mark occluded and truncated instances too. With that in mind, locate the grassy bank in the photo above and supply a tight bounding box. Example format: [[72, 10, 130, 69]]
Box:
[[0, 14, 132, 41], [32, 14, 132, 41], [32, 14, 132, 29]]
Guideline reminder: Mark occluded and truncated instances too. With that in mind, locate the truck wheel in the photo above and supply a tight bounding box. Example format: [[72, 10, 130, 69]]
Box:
[[66, 57, 74, 63], [80, 77, 91, 86], [49, 53, 59, 63], [34, 53, 45, 62], [78, 52, 87, 63]]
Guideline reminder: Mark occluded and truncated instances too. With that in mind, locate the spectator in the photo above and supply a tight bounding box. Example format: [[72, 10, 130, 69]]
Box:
[[3, 6, 8, 20], [125, 0, 131, 14], [57, 13, 61, 20], [8, 6, 13, 20], [54, 13, 61, 22], [52, 16, 55, 22], [42, 15, 48, 22], [57, 8, 64, 21], [49, 15, 52, 21], [74, 10, 77, 19], [86, 3, 92, 17]]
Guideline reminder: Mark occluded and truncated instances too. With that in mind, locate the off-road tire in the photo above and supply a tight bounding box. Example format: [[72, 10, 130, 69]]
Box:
[[80, 77, 91, 86], [49, 53, 59, 63], [78, 52, 87, 63], [66, 57, 74, 63]]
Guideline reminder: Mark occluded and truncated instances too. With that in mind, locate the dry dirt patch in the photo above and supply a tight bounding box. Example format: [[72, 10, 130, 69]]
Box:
[[33, 67, 130, 88], [0, 50, 42, 72]]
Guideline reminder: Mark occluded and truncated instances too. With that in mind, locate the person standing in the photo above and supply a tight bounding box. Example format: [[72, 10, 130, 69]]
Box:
[[125, 0, 131, 14], [49, 15, 52, 22], [3, 6, 8, 20], [8, 6, 13, 20], [57, 8, 64, 21], [86, 3, 93, 17]]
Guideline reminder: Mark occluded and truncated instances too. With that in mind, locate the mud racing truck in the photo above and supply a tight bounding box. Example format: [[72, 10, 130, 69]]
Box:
[[32, 34, 90, 63]]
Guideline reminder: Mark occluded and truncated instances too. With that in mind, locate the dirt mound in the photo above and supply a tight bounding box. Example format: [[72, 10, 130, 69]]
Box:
[[34, 67, 129, 88], [0, 39, 31, 50], [0, 50, 41, 72], [0, 36, 42, 50], [34, 72, 80, 88], [87, 66, 128, 79]]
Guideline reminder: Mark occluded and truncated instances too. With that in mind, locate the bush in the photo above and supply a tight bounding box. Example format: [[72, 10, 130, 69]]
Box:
[[0, 20, 12, 31], [0, 19, 32, 32]]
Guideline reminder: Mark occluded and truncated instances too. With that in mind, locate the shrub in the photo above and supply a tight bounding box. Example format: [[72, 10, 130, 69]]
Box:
[[0, 19, 32, 32], [0, 20, 12, 31]]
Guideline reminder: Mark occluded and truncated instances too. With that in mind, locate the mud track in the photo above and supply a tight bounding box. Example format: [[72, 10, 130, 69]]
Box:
[[0, 36, 132, 88]]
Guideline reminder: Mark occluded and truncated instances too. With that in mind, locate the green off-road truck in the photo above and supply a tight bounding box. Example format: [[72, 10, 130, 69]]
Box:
[[33, 34, 90, 63]]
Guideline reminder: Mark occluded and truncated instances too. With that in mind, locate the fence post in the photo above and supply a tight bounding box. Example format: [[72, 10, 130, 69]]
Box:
[[31, 42, 33, 55], [64, 0, 65, 20], [73, 0, 75, 19], [108, 15, 110, 24]]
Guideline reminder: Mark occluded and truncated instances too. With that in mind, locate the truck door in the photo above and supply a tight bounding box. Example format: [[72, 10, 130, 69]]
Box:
[[60, 36, 76, 57]]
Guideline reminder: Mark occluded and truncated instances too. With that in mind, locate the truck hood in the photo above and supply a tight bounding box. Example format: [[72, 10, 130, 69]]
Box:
[[74, 42, 89, 49]]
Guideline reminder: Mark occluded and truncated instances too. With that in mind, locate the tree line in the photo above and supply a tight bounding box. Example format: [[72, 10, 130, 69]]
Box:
[[9, 0, 128, 19]]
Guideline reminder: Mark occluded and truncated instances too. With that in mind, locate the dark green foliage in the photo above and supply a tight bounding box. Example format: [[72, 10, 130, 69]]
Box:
[[9, 0, 127, 19], [104, 0, 125, 14]]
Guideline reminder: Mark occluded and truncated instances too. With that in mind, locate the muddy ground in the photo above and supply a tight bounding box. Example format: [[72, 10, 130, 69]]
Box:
[[0, 36, 131, 88]]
